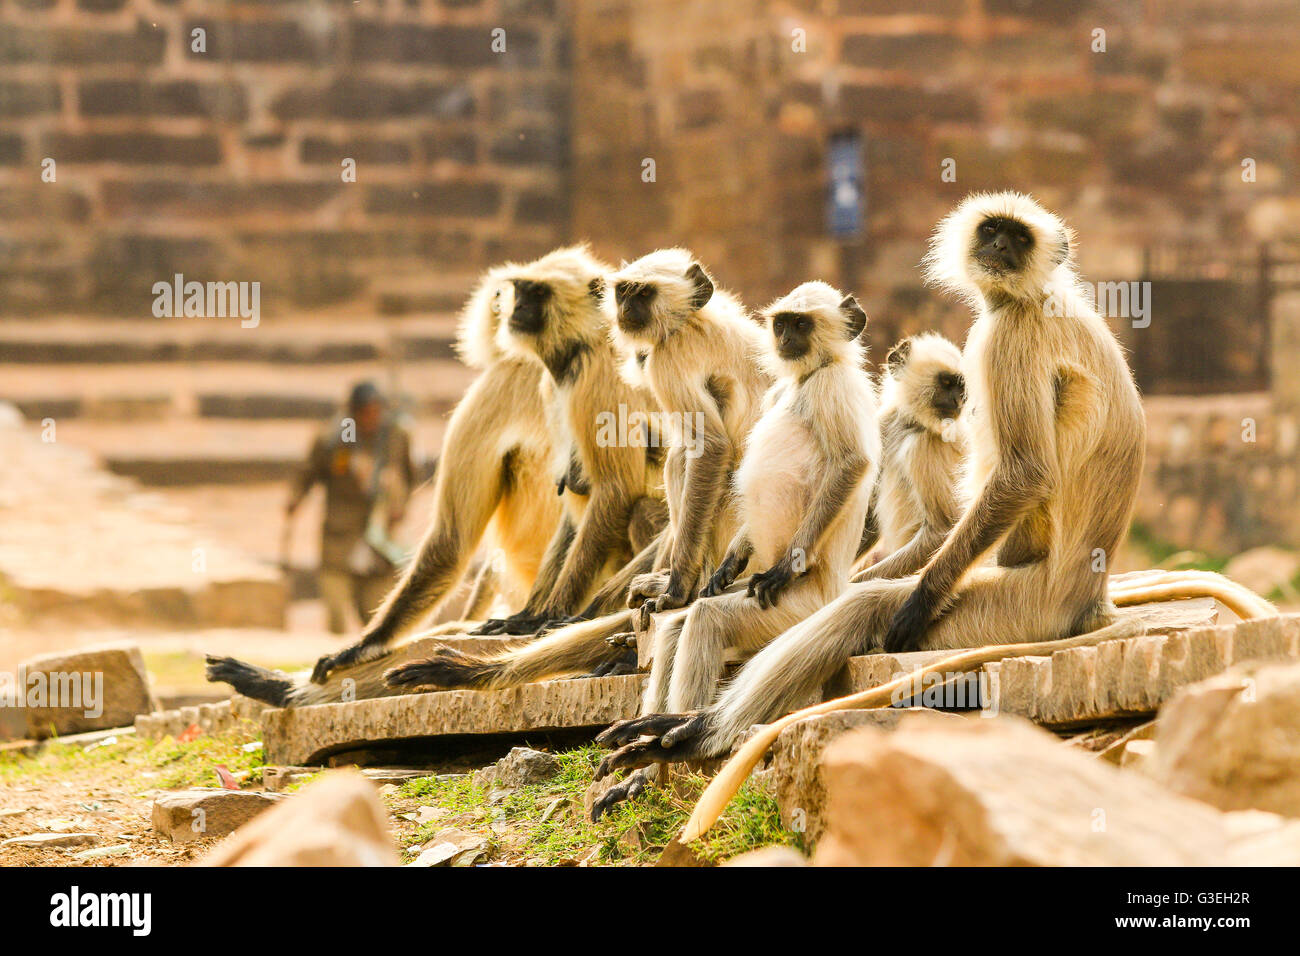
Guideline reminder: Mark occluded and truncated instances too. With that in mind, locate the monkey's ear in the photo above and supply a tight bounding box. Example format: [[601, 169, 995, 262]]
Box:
[[885, 338, 912, 370], [588, 276, 605, 299], [685, 263, 714, 310], [839, 295, 867, 341]]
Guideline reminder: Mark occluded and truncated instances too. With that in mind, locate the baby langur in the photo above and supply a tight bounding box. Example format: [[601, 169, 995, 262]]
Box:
[[206, 262, 568, 707], [852, 333, 968, 582], [380, 250, 771, 692], [592, 281, 880, 818], [595, 191, 1157, 771], [463, 244, 667, 637]]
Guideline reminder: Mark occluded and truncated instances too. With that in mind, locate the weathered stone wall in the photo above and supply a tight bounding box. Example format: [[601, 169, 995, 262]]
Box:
[[571, 0, 1300, 366], [0, 0, 570, 317]]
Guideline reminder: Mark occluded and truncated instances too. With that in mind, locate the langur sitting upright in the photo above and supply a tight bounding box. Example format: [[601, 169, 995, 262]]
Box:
[[470, 244, 667, 636], [852, 333, 968, 581], [591, 281, 880, 818], [383, 250, 772, 692], [594, 191, 1155, 771]]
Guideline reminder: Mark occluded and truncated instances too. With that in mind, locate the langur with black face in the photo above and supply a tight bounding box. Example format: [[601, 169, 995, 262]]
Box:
[[591, 281, 879, 818], [595, 192, 1162, 771], [461, 244, 668, 637], [852, 333, 968, 582], [381, 250, 772, 692]]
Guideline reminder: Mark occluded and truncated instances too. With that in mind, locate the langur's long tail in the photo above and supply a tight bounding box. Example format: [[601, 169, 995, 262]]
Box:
[[1109, 569, 1277, 621], [384, 609, 634, 690], [679, 618, 1145, 844]]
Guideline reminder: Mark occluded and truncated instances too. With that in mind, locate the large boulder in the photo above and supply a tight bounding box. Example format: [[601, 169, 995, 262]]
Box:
[[20, 643, 157, 739], [813, 711, 1228, 866], [767, 707, 963, 847], [199, 771, 398, 866], [1150, 660, 1300, 817]]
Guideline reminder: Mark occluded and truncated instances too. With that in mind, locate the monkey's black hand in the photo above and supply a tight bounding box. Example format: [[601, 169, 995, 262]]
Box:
[[747, 558, 796, 609], [311, 640, 368, 683], [537, 614, 585, 634], [556, 476, 566, 496], [881, 586, 938, 654], [591, 768, 651, 822], [584, 648, 638, 678], [701, 552, 748, 598], [473, 613, 547, 636]]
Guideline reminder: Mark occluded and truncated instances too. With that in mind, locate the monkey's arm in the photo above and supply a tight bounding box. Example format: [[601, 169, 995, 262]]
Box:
[[881, 356, 1056, 653], [855, 496, 881, 562], [854, 443, 961, 582], [536, 486, 635, 619], [656, 396, 733, 610], [749, 454, 868, 608], [475, 512, 576, 634], [701, 528, 753, 597]]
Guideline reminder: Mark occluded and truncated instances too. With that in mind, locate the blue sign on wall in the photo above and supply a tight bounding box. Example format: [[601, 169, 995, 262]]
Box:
[[827, 131, 864, 239]]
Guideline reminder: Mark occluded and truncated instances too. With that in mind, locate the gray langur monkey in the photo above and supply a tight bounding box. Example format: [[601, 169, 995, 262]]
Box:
[[591, 281, 880, 818], [852, 333, 968, 582], [468, 244, 668, 636], [380, 249, 773, 692], [206, 260, 566, 706], [594, 191, 1160, 770]]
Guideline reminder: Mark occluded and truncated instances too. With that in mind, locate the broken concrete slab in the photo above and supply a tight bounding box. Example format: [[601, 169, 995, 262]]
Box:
[[1151, 660, 1300, 817], [261, 673, 644, 766], [813, 712, 1230, 866], [21, 643, 158, 739], [199, 770, 399, 866], [767, 707, 966, 847], [984, 613, 1300, 728], [151, 788, 286, 843]]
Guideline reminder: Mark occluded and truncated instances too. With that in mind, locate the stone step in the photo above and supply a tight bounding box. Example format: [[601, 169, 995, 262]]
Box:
[[0, 316, 457, 365], [985, 613, 1300, 728], [49, 419, 447, 486], [0, 359, 475, 423], [254, 597, 1228, 768]]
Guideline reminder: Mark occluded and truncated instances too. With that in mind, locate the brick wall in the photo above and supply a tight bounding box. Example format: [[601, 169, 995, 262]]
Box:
[[571, 0, 1300, 364], [0, 0, 570, 317]]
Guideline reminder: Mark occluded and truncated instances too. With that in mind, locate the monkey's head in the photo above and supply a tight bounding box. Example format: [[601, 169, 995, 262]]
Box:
[[495, 245, 610, 377], [924, 192, 1074, 304], [760, 281, 867, 378], [456, 263, 519, 370], [882, 333, 966, 433], [606, 248, 716, 347]]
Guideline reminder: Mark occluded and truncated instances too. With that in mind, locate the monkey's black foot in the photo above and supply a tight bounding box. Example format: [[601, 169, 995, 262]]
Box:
[[383, 647, 494, 689], [747, 560, 795, 609], [594, 716, 710, 779], [581, 648, 638, 679], [605, 631, 637, 649], [472, 614, 548, 636], [311, 644, 358, 684], [205, 654, 294, 708], [590, 769, 651, 822], [538, 614, 585, 634], [881, 588, 936, 654], [627, 571, 669, 608], [596, 711, 702, 750]]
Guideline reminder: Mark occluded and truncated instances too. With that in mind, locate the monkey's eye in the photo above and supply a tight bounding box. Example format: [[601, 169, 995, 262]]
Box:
[[980, 223, 996, 236], [797, 317, 811, 332], [638, 287, 652, 298], [1015, 233, 1029, 245]]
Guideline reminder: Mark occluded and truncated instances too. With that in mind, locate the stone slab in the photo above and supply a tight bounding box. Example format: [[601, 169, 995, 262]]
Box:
[[261, 674, 645, 766]]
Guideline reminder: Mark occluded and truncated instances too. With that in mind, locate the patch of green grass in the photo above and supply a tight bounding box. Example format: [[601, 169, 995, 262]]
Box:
[[1127, 522, 1229, 573], [0, 722, 265, 790], [391, 745, 800, 866]]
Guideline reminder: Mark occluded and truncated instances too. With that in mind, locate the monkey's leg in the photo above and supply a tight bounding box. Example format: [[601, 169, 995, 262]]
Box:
[[628, 496, 669, 553], [665, 582, 824, 714], [639, 608, 691, 714], [459, 557, 501, 621], [385, 609, 634, 690]]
